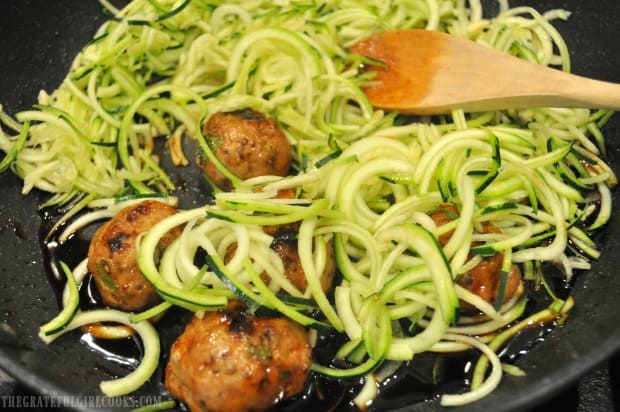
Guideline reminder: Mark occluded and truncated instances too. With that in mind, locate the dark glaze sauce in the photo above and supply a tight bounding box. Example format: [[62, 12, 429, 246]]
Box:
[[39, 205, 569, 412], [35, 136, 579, 411]]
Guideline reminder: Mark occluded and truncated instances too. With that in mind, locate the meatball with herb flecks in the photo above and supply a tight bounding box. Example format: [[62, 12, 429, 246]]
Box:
[[430, 204, 523, 307], [197, 109, 292, 190], [269, 226, 336, 294], [87, 200, 180, 311], [165, 302, 312, 412]]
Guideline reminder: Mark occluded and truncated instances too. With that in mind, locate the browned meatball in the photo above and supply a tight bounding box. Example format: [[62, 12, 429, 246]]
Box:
[[225, 223, 335, 294], [198, 109, 292, 190], [456, 252, 523, 306], [429, 204, 459, 247], [429, 204, 523, 307], [225, 187, 335, 294], [269, 226, 335, 294], [165, 303, 312, 412], [87, 200, 180, 311]]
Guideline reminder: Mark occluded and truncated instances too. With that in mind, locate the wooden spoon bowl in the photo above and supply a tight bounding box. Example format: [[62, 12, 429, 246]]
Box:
[[351, 29, 620, 115]]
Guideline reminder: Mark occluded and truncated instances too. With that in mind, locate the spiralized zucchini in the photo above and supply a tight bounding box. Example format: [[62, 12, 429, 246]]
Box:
[[0, 0, 614, 408]]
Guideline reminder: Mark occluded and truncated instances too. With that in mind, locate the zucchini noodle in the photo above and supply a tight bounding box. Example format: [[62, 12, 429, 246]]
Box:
[[40, 307, 160, 398], [0, 0, 614, 409]]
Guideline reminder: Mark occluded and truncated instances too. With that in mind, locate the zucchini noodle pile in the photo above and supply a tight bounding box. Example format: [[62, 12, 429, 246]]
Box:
[[0, 0, 616, 408]]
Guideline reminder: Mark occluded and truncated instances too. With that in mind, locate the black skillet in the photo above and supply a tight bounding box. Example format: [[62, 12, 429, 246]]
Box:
[[0, 1, 618, 411]]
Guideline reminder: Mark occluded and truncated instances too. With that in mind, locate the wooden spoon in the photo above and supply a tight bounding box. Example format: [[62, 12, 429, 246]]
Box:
[[351, 29, 620, 115]]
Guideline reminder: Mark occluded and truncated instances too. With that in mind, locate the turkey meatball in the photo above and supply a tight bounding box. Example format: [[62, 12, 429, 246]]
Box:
[[269, 226, 335, 294], [198, 109, 292, 190], [87, 200, 180, 311], [165, 302, 312, 412], [429, 204, 523, 307], [456, 252, 523, 306]]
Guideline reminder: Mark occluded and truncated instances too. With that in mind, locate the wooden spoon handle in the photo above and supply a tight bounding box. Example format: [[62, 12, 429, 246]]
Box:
[[452, 53, 620, 113]]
